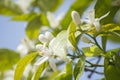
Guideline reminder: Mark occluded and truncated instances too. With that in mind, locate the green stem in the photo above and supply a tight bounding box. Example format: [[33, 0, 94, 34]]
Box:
[[85, 34, 104, 51]]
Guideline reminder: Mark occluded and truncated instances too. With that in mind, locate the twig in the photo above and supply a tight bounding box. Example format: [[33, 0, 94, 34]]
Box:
[[85, 68, 104, 75], [88, 57, 101, 78], [86, 60, 104, 67]]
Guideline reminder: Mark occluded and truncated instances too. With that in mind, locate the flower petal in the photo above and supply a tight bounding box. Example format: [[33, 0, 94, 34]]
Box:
[[49, 58, 57, 72], [98, 11, 110, 20], [34, 56, 49, 65]]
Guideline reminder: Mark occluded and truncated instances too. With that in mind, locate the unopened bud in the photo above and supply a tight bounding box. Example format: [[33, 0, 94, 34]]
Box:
[[71, 11, 81, 26], [81, 36, 91, 43]]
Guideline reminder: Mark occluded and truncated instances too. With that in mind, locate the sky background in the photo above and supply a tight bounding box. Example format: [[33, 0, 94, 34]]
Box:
[[0, 0, 120, 80]]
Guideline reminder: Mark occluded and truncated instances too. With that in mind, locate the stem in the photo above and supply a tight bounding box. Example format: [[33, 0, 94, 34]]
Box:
[[86, 60, 104, 67], [87, 57, 101, 78], [85, 34, 104, 51], [85, 68, 104, 75]]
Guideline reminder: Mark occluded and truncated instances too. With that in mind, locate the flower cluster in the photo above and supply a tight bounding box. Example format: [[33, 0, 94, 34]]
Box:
[[71, 9, 110, 31], [35, 31, 71, 71]]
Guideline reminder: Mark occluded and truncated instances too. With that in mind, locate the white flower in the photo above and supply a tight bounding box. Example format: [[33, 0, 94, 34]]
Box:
[[35, 32, 57, 71], [47, 12, 64, 29], [35, 31, 71, 71], [71, 11, 81, 26], [86, 9, 110, 31], [39, 31, 54, 44], [15, 0, 33, 13], [17, 37, 35, 57]]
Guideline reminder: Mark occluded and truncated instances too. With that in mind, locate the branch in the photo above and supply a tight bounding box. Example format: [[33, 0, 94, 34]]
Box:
[[86, 60, 104, 67], [85, 68, 104, 75], [87, 57, 102, 78]]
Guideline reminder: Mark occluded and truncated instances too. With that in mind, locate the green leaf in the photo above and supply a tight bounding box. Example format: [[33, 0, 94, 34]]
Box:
[[61, 0, 92, 29], [74, 56, 85, 80], [68, 22, 77, 48], [104, 49, 120, 80], [33, 61, 48, 80], [0, 0, 23, 16], [97, 24, 120, 37], [26, 13, 49, 40], [95, 0, 119, 24], [12, 13, 39, 21], [49, 31, 68, 61], [65, 62, 73, 80], [82, 45, 103, 57], [14, 52, 38, 80], [101, 36, 107, 52], [33, 0, 63, 12], [26, 16, 41, 40], [55, 62, 72, 80], [101, 24, 120, 32], [0, 48, 20, 72]]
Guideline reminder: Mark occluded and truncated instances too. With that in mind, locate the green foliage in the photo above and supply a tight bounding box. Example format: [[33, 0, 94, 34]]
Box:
[[82, 45, 104, 57], [74, 56, 85, 80], [95, 0, 119, 24], [33, 61, 48, 80], [0, 0, 23, 16], [55, 62, 72, 80], [0, 0, 120, 79], [33, 0, 63, 12], [14, 52, 38, 80], [68, 22, 77, 48], [104, 49, 120, 80], [0, 48, 20, 72], [12, 13, 39, 21], [26, 13, 49, 40]]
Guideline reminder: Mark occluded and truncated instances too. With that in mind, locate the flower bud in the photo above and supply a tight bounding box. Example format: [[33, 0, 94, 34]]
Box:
[[81, 36, 91, 43], [45, 32, 54, 41], [71, 11, 81, 26], [39, 34, 48, 43]]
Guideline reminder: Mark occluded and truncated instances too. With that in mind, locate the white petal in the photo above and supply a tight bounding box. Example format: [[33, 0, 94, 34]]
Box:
[[71, 11, 81, 25], [93, 20, 101, 31], [39, 34, 48, 43], [34, 56, 49, 65], [49, 58, 57, 72], [88, 9, 95, 23], [98, 11, 110, 20], [45, 32, 54, 41], [36, 44, 44, 51], [47, 12, 59, 28]]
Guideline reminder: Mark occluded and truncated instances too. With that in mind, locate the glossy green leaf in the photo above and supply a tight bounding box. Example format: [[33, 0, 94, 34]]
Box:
[[49, 31, 68, 61], [14, 52, 38, 80], [108, 31, 120, 43], [61, 0, 92, 29], [12, 13, 39, 21], [26, 13, 49, 40], [55, 62, 72, 80], [0, 0, 23, 16], [98, 24, 120, 37], [104, 49, 120, 80], [82, 45, 103, 57], [33, 61, 48, 80], [26, 16, 41, 40], [95, 0, 119, 24], [68, 22, 77, 48], [101, 36, 107, 52], [0, 48, 20, 72], [33, 0, 63, 12], [74, 56, 85, 80]]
